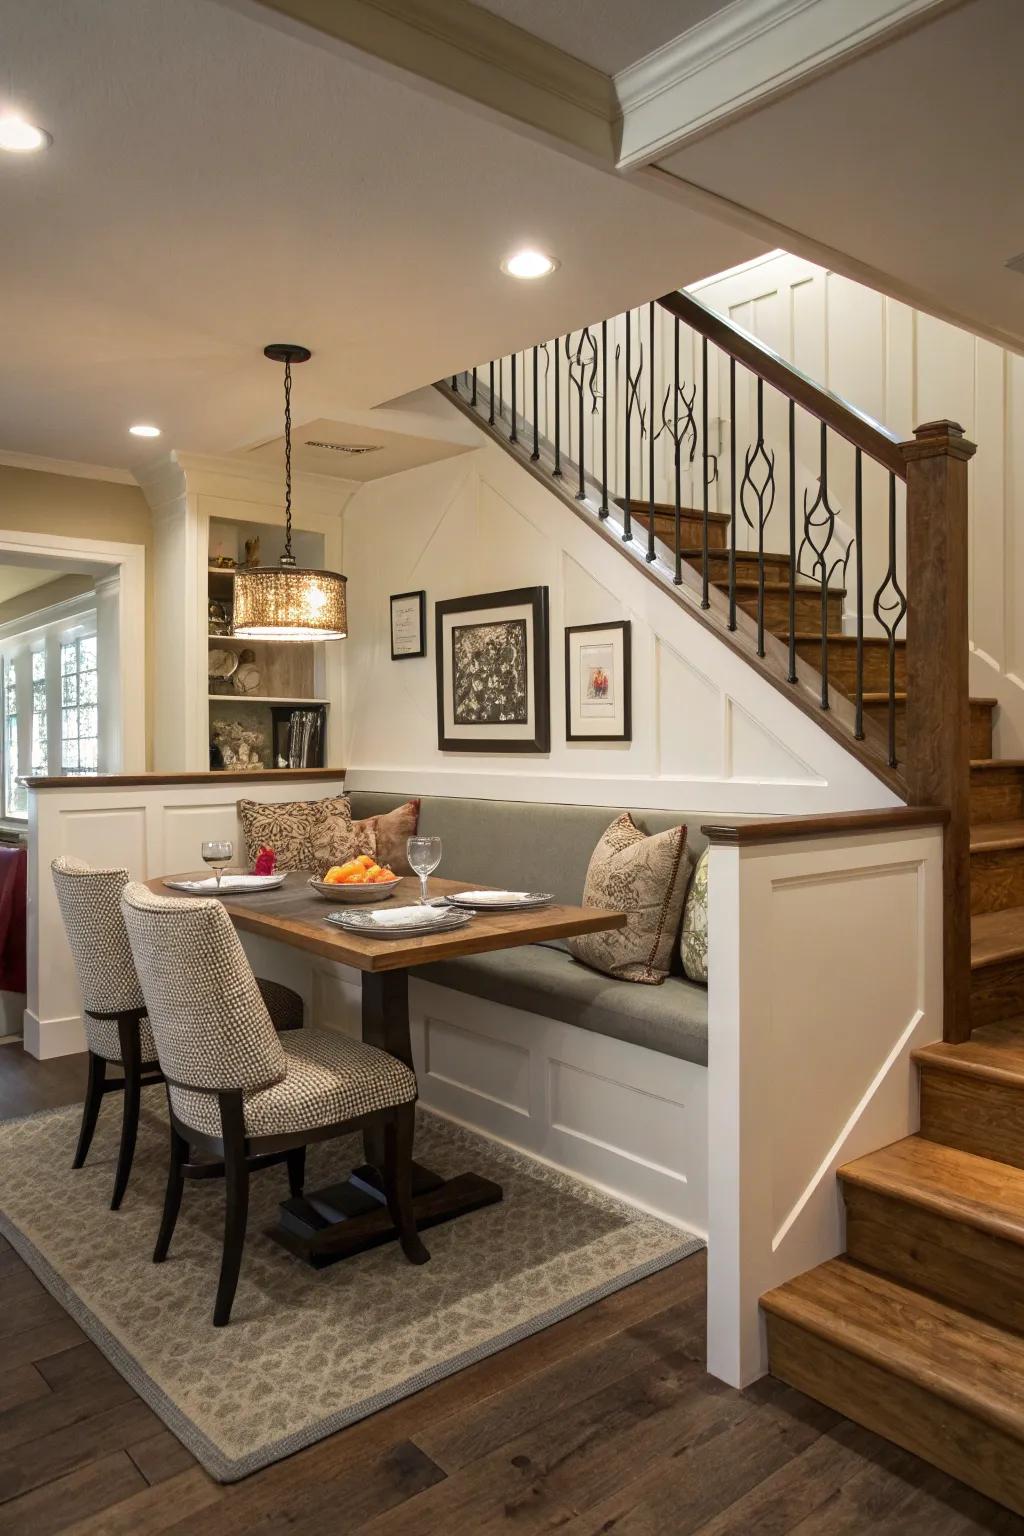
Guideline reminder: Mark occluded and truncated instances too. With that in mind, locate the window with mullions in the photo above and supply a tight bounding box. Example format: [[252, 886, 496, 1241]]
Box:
[[3, 661, 22, 819], [61, 635, 98, 775]]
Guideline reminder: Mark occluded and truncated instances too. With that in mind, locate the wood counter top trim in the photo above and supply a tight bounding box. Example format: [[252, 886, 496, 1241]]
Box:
[[24, 768, 347, 789], [702, 806, 950, 847]]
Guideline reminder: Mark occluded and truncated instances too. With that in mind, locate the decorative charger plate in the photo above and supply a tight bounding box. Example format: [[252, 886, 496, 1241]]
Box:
[[445, 889, 554, 910], [163, 874, 287, 894], [325, 906, 472, 938]]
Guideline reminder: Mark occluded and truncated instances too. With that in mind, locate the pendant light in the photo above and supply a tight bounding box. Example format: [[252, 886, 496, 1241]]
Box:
[[232, 344, 348, 641]]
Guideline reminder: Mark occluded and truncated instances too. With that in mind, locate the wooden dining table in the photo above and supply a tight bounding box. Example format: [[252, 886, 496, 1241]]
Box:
[[148, 872, 626, 1267]]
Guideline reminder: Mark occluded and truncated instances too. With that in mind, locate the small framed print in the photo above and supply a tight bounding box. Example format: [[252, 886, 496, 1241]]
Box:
[[435, 586, 550, 753], [390, 590, 426, 660], [565, 620, 632, 742]]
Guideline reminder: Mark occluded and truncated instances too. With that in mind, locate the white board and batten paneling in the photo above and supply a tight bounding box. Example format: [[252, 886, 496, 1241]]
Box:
[[691, 250, 1024, 754]]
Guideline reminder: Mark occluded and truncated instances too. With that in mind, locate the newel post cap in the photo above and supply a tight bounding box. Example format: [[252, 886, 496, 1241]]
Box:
[[902, 418, 977, 463]]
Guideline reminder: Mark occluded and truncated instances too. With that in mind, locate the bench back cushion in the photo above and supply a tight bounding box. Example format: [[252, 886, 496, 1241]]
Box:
[[346, 791, 708, 908]]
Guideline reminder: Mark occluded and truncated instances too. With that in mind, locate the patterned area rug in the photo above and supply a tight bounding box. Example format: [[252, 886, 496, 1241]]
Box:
[[0, 1089, 702, 1481]]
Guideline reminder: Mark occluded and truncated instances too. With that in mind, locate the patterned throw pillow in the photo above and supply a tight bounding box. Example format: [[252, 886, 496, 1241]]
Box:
[[237, 796, 367, 873], [352, 799, 420, 876], [680, 847, 709, 984], [567, 813, 692, 985]]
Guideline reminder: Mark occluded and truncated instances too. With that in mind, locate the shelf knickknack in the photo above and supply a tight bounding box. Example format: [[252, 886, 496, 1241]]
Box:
[[435, 586, 550, 753]]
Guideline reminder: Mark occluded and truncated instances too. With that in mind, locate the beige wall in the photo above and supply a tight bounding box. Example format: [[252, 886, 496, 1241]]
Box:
[[0, 465, 153, 763]]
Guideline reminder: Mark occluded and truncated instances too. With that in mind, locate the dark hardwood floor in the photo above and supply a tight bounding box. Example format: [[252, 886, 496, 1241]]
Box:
[[0, 1042, 1021, 1535]]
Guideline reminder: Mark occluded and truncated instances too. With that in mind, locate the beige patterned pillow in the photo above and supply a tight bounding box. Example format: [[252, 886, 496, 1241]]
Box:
[[681, 847, 709, 983], [567, 813, 691, 985], [352, 799, 420, 876], [237, 796, 369, 873]]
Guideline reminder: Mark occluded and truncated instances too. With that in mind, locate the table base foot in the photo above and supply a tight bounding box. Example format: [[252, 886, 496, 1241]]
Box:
[[268, 1160, 503, 1268]]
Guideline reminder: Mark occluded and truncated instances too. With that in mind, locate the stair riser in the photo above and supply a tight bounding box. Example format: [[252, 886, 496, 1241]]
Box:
[[731, 588, 844, 633], [688, 552, 793, 584], [862, 702, 993, 764], [792, 640, 906, 693], [971, 849, 1024, 916], [843, 1182, 1024, 1334], [628, 511, 728, 551], [971, 769, 1024, 824], [766, 1313, 1024, 1515], [971, 957, 1024, 1029], [920, 1064, 1024, 1169]]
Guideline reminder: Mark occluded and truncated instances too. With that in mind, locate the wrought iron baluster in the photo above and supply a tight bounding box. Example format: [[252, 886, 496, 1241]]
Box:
[[600, 320, 609, 517], [450, 374, 458, 392], [488, 361, 495, 425], [701, 337, 710, 609], [565, 329, 598, 501], [739, 378, 776, 656], [872, 472, 906, 768], [855, 450, 865, 739], [531, 347, 540, 461], [623, 312, 632, 540], [674, 319, 682, 584], [787, 401, 796, 681], [510, 353, 518, 444], [553, 338, 562, 478], [653, 334, 698, 588], [498, 358, 504, 422], [471, 367, 477, 408], [647, 302, 656, 562], [798, 423, 849, 710], [729, 361, 737, 629]]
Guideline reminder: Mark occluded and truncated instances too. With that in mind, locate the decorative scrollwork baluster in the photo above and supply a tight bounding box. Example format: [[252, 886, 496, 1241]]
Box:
[[622, 314, 646, 541], [653, 326, 698, 585], [872, 472, 907, 767], [600, 320, 609, 517], [739, 378, 776, 657], [565, 328, 599, 501], [510, 353, 518, 445], [798, 424, 852, 708], [471, 367, 477, 408]]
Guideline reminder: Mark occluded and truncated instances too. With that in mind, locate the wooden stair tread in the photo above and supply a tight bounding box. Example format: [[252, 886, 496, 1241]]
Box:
[[617, 499, 729, 524], [761, 1256, 1024, 1439], [915, 1017, 1024, 1082], [973, 760, 1024, 771], [840, 1134, 1024, 1242], [859, 692, 995, 706], [712, 578, 845, 597], [971, 908, 1024, 969], [785, 632, 904, 648], [972, 820, 1024, 852]]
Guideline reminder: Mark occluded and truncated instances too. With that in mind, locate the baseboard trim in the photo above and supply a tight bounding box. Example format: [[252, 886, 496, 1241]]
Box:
[[23, 1010, 86, 1060]]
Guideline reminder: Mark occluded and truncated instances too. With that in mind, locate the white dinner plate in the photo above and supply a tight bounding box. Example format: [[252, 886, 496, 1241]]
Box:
[[163, 873, 287, 895], [445, 889, 553, 910], [325, 906, 472, 939]]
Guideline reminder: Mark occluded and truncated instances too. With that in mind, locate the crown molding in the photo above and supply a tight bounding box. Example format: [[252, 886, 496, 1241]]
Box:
[[614, 0, 956, 168], [222, 0, 615, 162], [0, 449, 136, 485]]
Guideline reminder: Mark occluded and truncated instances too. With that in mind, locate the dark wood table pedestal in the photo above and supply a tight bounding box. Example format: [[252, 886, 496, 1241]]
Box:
[[266, 969, 503, 1267]]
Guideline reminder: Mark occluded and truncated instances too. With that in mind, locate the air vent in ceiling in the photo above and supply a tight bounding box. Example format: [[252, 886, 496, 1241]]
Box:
[[304, 439, 383, 455], [1006, 253, 1024, 275]]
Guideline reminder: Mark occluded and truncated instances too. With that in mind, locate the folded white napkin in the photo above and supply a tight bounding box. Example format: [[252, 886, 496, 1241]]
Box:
[[351, 905, 459, 928]]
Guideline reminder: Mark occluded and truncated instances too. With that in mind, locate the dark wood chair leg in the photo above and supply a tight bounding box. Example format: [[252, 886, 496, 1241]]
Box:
[[111, 1019, 142, 1211], [72, 1051, 106, 1169], [214, 1093, 250, 1327], [383, 1103, 430, 1266], [154, 1120, 189, 1262], [286, 1146, 306, 1199]]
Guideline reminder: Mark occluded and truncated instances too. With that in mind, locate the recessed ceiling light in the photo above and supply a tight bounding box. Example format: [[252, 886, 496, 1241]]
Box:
[[0, 115, 52, 153], [501, 249, 559, 280], [129, 423, 161, 438]]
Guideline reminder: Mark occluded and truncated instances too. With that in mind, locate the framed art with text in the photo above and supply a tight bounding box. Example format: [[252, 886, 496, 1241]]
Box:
[[564, 620, 632, 742], [435, 586, 550, 752], [390, 590, 426, 660]]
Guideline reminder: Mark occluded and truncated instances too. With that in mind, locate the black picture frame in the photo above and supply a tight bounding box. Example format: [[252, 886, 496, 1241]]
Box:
[[435, 586, 550, 753], [564, 620, 632, 742], [390, 590, 426, 660]]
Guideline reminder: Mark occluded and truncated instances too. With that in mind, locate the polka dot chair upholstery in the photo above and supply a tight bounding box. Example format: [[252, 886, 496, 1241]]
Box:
[[121, 881, 427, 1325], [51, 856, 304, 1212]]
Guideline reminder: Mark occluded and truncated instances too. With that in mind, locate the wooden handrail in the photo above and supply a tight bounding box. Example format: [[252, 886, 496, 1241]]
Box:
[[657, 289, 907, 480]]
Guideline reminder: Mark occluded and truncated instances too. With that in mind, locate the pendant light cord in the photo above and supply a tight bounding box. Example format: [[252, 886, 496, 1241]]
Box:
[[282, 357, 295, 567]]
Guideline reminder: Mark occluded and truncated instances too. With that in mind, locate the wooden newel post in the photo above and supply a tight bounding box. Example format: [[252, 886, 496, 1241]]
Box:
[[902, 419, 976, 1044]]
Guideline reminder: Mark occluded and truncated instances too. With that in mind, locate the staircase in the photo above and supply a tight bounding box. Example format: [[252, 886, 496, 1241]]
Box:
[[762, 755, 1024, 1515]]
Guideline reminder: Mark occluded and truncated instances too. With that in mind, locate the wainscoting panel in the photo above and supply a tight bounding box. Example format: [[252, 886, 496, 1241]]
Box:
[[422, 1015, 531, 1118]]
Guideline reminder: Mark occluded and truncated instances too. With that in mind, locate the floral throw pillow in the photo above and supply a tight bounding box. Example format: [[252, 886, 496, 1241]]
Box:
[[237, 796, 367, 873], [351, 799, 420, 876], [567, 813, 691, 985], [680, 847, 709, 984]]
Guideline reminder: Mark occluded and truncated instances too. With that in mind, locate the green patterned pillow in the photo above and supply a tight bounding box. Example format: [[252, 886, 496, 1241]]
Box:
[[681, 847, 709, 984]]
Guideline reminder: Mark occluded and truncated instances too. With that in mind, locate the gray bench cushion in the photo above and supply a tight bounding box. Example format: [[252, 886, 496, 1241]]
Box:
[[411, 944, 708, 1067]]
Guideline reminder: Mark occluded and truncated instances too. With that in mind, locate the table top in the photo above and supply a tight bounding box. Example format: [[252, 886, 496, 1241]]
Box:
[[146, 873, 626, 973]]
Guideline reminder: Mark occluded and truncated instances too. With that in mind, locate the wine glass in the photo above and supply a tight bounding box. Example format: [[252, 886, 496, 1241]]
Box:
[[201, 839, 233, 892], [407, 836, 442, 905]]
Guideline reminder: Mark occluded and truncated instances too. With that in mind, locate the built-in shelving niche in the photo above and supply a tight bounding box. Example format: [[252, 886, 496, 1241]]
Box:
[[207, 517, 328, 772]]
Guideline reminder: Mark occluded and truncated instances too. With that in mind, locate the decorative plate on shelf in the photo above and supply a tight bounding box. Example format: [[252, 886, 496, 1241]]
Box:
[[208, 648, 239, 682]]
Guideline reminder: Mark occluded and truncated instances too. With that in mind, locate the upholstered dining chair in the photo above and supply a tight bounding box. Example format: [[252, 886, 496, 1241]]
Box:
[[121, 881, 429, 1326], [51, 856, 304, 1212]]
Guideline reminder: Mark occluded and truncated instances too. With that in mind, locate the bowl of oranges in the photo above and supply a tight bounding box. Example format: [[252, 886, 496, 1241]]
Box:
[[308, 855, 402, 902]]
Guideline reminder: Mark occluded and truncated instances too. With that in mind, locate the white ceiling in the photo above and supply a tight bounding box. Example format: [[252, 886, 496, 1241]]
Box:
[[0, 0, 763, 472], [465, 0, 730, 74], [659, 0, 1024, 350]]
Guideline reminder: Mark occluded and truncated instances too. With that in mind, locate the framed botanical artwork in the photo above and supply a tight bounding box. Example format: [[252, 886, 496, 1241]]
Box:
[[390, 589, 426, 660], [564, 620, 632, 742], [435, 586, 550, 753]]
